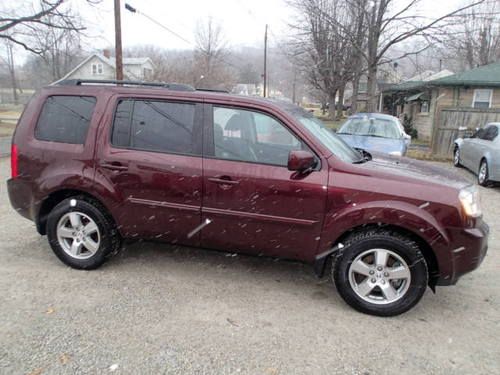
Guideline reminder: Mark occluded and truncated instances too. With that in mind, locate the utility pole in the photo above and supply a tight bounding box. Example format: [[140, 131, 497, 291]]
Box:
[[263, 24, 268, 98], [114, 0, 124, 80]]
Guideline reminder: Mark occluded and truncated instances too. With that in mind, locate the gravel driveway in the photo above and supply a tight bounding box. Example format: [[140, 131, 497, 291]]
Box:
[[0, 157, 499, 374]]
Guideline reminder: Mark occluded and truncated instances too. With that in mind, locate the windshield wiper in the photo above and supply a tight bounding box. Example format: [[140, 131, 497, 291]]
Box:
[[336, 131, 353, 135]]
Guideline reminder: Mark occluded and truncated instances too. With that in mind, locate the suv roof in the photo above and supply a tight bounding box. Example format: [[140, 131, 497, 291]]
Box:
[[49, 79, 308, 117]]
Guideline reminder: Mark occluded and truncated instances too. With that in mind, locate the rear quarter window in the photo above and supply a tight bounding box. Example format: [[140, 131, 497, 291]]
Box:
[[34, 95, 97, 144]]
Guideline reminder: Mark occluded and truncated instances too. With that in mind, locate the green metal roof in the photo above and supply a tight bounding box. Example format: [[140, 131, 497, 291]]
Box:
[[406, 91, 429, 101], [431, 62, 500, 87], [383, 80, 427, 92], [383, 62, 500, 93]]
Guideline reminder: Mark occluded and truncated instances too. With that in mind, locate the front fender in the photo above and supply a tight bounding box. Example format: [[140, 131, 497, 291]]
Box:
[[315, 200, 450, 266]]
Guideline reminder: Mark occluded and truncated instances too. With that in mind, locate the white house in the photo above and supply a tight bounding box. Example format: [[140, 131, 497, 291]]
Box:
[[56, 50, 155, 82]]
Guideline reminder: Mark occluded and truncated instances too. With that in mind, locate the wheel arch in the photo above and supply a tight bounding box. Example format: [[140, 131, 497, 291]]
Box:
[[37, 189, 118, 236], [314, 223, 440, 288]]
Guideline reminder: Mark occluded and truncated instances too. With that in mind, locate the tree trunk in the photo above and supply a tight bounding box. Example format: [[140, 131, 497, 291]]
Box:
[[366, 64, 378, 112], [336, 84, 345, 120], [328, 90, 337, 120], [6, 43, 18, 105], [350, 74, 360, 115]]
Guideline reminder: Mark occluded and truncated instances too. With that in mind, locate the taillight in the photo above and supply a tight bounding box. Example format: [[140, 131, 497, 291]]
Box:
[[11, 144, 18, 178]]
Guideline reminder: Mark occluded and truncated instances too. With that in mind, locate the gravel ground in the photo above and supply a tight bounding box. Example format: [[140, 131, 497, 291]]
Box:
[[0, 157, 499, 375]]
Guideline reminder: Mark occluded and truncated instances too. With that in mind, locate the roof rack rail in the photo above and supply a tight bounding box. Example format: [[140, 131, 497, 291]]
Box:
[[56, 79, 195, 92], [196, 88, 229, 93]]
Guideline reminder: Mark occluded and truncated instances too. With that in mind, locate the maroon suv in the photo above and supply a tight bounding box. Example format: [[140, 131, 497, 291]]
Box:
[[7, 80, 489, 316]]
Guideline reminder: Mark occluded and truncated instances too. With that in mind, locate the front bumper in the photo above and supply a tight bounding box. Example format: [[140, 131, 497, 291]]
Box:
[[436, 220, 489, 286]]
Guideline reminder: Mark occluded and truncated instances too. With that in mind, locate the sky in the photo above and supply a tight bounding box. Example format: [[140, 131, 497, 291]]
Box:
[[80, 0, 295, 51], [2, 0, 468, 63]]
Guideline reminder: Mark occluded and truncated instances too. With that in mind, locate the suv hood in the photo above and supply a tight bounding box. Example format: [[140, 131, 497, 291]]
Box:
[[356, 152, 470, 190]]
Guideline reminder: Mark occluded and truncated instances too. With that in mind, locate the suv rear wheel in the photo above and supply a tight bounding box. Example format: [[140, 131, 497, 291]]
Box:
[[47, 197, 121, 269], [333, 229, 428, 316]]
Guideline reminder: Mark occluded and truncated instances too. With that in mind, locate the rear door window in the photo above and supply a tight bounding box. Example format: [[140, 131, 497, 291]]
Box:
[[111, 99, 200, 156], [35, 95, 96, 144]]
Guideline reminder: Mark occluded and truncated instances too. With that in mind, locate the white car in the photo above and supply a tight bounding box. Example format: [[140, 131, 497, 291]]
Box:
[[454, 123, 500, 186]]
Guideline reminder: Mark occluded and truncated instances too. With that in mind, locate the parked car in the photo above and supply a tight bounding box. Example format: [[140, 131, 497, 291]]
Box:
[[454, 123, 500, 186], [337, 113, 411, 156], [8, 80, 488, 316]]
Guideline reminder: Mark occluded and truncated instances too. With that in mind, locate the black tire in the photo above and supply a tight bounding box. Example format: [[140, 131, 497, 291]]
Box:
[[453, 146, 461, 167], [333, 229, 428, 317], [46, 196, 121, 270], [478, 159, 490, 187]]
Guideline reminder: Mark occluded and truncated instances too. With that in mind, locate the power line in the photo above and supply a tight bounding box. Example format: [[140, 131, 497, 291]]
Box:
[[124, 2, 243, 73], [124, 3, 194, 46]]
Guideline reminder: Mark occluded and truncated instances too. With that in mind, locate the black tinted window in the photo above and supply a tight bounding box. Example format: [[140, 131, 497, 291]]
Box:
[[474, 128, 486, 139], [483, 126, 499, 141], [111, 100, 133, 147], [112, 100, 198, 155], [35, 96, 96, 144]]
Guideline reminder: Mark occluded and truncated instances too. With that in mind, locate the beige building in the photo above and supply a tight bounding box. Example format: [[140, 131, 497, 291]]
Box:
[[382, 63, 500, 151], [56, 50, 155, 83]]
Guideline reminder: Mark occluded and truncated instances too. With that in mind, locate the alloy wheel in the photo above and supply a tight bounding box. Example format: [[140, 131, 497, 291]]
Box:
[[56, 212, 101, 259], [348, 248, 411, 305]]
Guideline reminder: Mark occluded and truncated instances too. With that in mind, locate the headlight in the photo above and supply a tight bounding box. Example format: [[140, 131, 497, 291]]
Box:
[[459, 185, 482, 217], [389, 151, 402, 156]]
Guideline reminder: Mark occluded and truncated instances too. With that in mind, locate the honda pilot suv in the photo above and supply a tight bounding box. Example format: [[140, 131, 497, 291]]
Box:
[[7, 80, 489, 316]]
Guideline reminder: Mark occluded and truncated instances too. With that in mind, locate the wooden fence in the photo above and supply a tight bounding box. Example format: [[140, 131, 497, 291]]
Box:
[[431, 107, 500, 156]]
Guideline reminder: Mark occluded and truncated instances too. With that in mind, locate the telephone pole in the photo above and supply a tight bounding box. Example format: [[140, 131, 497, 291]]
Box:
[[114, 0, 124, 80], [263, 24, 268, 98]]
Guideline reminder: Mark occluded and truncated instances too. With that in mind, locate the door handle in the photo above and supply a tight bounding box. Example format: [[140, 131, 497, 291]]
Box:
[[208, 176, 239, 185], [100, 162, 128, 171]]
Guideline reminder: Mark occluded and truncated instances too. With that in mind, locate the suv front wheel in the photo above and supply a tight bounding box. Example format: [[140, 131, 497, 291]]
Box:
[[333, 229, 428, 316], [47, 197, 121, 269]]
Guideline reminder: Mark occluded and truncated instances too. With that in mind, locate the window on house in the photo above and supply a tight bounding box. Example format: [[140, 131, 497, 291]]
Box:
[[472, 89, 492, 109], [143, 68, 152, 79], [358, 81, 368, 94], [91, 63, 103, 75], [420, 101, 429, 113]]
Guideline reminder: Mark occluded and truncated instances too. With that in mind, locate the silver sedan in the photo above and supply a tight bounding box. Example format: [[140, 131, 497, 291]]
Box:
[[454, 123, 500, 186]]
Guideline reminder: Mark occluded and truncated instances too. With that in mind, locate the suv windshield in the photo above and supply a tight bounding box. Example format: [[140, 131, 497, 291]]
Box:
[[294, 115, 363, 163], [338, 116, 401, 139]]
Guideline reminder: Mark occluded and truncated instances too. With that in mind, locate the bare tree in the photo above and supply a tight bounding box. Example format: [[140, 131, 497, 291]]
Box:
[[1, 41, 19, 104], [0, 0, 99, 54], [125, 45, 196, 84], [303, 0, 486, 111], [193, 17, 235, 89], [440, 1, 500, 70], [355, 0, 486, 111], [289, 0, 362, 119]]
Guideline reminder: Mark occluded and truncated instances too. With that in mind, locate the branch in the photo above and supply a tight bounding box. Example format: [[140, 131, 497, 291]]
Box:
[[0, 0, 64, 33]]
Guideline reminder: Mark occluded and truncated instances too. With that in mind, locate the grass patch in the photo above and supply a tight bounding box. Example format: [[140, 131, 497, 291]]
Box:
[[0, 121, 16, 137], [406, 149, 451, 162]]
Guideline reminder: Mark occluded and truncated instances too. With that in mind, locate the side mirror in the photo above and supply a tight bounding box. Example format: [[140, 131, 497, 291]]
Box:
[[288, 150, 316, 172]]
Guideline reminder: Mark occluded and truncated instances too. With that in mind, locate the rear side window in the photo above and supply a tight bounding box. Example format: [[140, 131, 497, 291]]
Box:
[[35, 96, 96, 144], [483, 125, 499, 141], [112, 99, 199, 155]]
